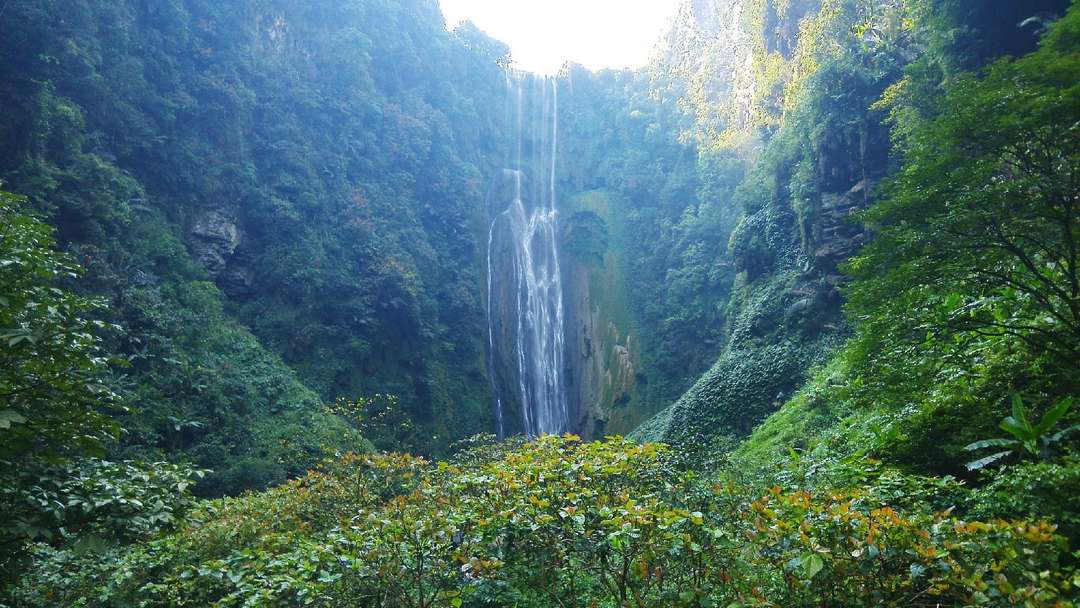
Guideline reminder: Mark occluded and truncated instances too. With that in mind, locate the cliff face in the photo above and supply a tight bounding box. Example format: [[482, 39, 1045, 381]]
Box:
[[626, 0, 898, 448], [653, 0, 823, 145], [555, 0, 841, 438], [633, 0, 1071, 452], [560, 191, 642, 437], [655, 0, 758, 139], [0, 0, 514, 470]]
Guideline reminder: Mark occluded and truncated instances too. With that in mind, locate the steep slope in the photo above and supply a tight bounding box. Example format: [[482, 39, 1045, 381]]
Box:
[[734, 0, 1078, 482], [0, 0, 699, 463], [2, 0, 1068, 486], [633, 0, 1072, 452], [4, 2, 1080, 603], [552, 64, 742, 431], [0, 0, 512, 490]]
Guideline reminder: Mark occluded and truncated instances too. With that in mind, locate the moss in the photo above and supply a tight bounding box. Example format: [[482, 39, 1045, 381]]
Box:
[[560, 190, 652, 434], [734, 355, 849, 465], [632, 331, 840, 451]]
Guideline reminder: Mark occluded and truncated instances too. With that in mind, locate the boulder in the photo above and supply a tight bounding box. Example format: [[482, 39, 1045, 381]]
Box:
[[189, 208, 241, 278]]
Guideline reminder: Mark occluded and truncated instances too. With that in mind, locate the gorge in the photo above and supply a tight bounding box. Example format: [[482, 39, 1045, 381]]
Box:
[[1, 0, 1078, 604], [0, 0, 1069, 467]]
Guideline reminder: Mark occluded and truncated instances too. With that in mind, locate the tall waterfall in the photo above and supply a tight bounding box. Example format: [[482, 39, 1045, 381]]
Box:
[[486, 71, 569, 438]]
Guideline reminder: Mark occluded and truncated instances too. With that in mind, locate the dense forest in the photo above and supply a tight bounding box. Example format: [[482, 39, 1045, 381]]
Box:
[[1, 0, 1078, 605]]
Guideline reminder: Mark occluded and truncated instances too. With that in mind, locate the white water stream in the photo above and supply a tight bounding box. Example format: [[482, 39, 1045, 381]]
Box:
[[487, 71, 568, 437]]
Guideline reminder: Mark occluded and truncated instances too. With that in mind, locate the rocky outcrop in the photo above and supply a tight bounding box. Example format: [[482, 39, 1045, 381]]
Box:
[[564, 281, 638, 438], [811, 178, 875, 277], [485, 181, 527, 436], [219, 256, 256, 297], [802, 93, 891, 279], [189, 207, 249, 294]]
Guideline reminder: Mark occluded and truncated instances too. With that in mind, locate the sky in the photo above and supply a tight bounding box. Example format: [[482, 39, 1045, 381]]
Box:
[[439, 0, 683, 74]]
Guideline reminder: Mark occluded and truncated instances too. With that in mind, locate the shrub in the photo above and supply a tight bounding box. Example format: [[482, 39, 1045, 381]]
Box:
[[14, 437, 1077, 607]]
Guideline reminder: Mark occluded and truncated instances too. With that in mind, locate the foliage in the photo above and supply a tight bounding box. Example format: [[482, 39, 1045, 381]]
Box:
[[0, 459, 205, 549], [1, 193, 118, 579], [4, 0, 1080, 604], [753, 0, 1080, 482], [327, 394, 418, 453], [965, 395, 1079, 470], [720, 13, 1080, 598], [852, 7, 1080, 369], [743, 486, 1073, 606], [633, 0, 917, 445], [968, 457, 1080, 542], [13, 437, 1078, 607], [0, 193, 208, 595], [0, 0, 507, 478], [555, 66, 741, 410], [0, 192, 119, 461]]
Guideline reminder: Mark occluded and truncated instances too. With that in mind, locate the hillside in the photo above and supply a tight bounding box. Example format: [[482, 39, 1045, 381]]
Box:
[[1, 0, 1078, 605]]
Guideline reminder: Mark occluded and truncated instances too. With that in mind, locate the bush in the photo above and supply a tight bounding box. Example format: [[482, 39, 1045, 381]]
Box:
[[15, 437, 1076, 607]]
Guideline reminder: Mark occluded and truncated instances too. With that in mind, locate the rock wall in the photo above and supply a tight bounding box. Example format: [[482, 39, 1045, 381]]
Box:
[[559, 191, 645, 438]]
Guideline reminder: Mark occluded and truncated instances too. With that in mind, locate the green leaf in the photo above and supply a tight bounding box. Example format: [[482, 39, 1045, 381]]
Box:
[[1000, 416, 1032, 441], [965, 450, 1012, 471], [1011, 394, 1032, 431], [799, 553, 825, 580], [1050, 424, 1080, 443], [963, 438, 1017, 451], [0, 410, 27, 429], [7, 334, 30, 347], [1035, 397, 1073, 436]]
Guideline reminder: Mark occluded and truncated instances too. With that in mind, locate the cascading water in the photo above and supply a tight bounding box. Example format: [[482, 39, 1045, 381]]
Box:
[[486, 71, 569, 438]]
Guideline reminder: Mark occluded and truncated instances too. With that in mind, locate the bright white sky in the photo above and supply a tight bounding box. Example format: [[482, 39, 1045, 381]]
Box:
[[439, 0, 683, 74]]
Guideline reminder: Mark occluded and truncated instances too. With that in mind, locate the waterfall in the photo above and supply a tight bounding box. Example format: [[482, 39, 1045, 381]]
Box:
[[487, 71, 569, 438]]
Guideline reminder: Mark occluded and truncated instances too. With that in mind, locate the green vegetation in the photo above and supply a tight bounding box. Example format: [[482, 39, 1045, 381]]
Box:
[[0, 0, 507, 484], [557, 66, 745, 411], [731, 0, 1080, 570], [0, 194, 206, 588], [964, 396, 1078, 470], [0, 191, 119, 461], [11, 437, 1076, 607], [2, 0, 1079, 604]]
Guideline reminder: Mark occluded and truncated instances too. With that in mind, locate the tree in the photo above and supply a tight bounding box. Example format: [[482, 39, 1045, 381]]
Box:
[[0, 190, 124, 580], [847, 6, 1080, 366], [0, 190, 119, 461]]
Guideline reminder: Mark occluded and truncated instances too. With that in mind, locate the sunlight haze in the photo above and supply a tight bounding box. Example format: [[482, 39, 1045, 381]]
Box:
[[439, 0, 683, 74]]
